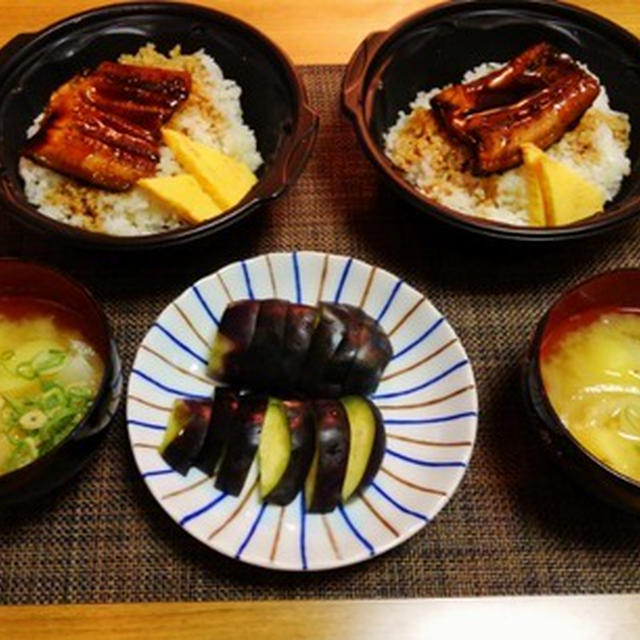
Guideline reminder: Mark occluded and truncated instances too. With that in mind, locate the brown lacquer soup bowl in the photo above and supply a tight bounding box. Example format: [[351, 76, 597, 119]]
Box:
[[0, 259, 121, 505], [523, 269, 640, 513]]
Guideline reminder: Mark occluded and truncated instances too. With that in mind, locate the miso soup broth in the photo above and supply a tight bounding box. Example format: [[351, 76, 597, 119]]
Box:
[[540, 308, 640, 483], [0, 297, 104, 475]]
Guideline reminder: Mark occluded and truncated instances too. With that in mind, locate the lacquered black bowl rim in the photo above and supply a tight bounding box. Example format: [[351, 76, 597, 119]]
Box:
[[0, 258, 116, 488], [526, 268, 640, 492], [0, 1, 319, 250], [342, 0, 640, 242]]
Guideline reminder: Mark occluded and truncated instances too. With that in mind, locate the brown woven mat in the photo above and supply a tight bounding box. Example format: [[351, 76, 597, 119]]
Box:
[[1, 65, 639, 604]]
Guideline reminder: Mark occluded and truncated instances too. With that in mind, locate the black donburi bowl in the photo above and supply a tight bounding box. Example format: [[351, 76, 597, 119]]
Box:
[[342, 0, 640, 242], [0, 259, 121, 506], [0, 2, 318, 250]]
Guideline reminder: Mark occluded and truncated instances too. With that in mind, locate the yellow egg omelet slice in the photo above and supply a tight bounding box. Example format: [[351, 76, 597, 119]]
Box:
[[521, 142, 605, 227], [162, 129, 257, 211], [138, 174, 221, 224], [521, 144, 546, 227]]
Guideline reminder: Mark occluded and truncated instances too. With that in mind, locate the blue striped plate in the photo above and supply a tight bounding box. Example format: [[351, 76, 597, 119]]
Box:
[[127, 252, 478, 571]]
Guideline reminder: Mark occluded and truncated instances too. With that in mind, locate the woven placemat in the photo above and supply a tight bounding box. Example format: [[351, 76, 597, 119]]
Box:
[[1, 65, 639, 604]]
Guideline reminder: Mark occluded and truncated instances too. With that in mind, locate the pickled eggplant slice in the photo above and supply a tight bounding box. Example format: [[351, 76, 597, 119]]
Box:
[[343, 317, 393, 395], [208, 297, 392, 396], [208, 300, 260, 384], [194, 387, 239, 476], [281, 304, 318, 390], [159, 398, 212, 476], [258, 398, 290, 499], [305, 399, 350, 513], [300, 303, 351, 397], [245, 299, 289, 392], [267, 399, 315, 505], [340, 396, 386, 501], [215, 394, 268, 496], [321, 303, 368, 392]]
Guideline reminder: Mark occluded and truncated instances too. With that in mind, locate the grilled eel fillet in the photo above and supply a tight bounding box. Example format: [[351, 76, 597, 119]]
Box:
[[431, 43, 600, 174], [24, 62, 191, 190]]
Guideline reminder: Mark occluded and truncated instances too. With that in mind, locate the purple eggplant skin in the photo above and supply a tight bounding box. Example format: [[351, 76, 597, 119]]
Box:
[[307, 399, 351, 513], [244, 299, 289, 392], [208, 300, 260, 385], [300, 303, 350, 397], [162, 399, 213, 476], [215, 394, 269, 496], [194, 387, 239, 476], [266, 400, 315, 506], [343, 317, 393, 395], [281, 303, 318, 391], [321, 303, 369, 393], [355, 398, 386, 494]]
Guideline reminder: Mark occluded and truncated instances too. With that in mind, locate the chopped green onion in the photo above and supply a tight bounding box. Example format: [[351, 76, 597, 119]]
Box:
[[32, 349, 67, 374], [15, 362, 36, 380], [67, 383, 92, 399], [42, 387, 66, 412], [2, 395, 23, 416], [46, 408, 78, 435], [19, 410, 47, 431]]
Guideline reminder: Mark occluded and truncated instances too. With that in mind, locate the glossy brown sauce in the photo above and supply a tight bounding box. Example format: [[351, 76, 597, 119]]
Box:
[[24, 62, 192, 190], [432, 42, 600, 174]]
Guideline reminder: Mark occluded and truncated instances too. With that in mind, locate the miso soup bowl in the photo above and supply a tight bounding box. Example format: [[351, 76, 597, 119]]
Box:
[[342, 0, 640, 242], [0, 2, 318, 250], [523, 269, 640, 513], [0, 259, 121, 506]]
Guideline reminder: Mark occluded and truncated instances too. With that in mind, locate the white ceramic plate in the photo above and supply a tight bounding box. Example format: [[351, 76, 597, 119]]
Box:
[[127, 251, 478, 571]]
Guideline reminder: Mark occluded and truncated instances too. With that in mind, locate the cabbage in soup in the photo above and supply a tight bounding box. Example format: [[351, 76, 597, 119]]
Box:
[[541, 308, 640, 483]]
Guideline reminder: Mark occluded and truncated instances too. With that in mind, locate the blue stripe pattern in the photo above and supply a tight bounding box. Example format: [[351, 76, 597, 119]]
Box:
[[241, 261, 255, 299], [386, 448, 467, 468], [153, 323, 207, 366], [133, 252, 477, 570], [384, 411, 477, 425], [192, 285, 219, 326], [292, 252, 302, 304], [372, 360, 469, 400], [376, 279, 402, 324], [131, 369, 211, 399], [333, 257, 353, 303], [338, 504, 375, 556], [300, 492, 308, 570], [180, 492, 229, 526], [236, 502, 268, 559], [391, 317, 444, 361], [142, 468, 175, 479], [129, 419, 166, 431], [370, 482, 429, 522]]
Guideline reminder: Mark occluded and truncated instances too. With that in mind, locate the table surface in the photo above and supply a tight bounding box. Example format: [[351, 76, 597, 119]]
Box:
[[1, 0, 639, 636], [1, 595, 639, 640], [0, 0, 638, 64]]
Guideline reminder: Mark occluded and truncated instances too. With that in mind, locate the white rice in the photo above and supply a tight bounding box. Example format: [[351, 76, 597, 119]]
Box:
[[19, 44, 262, 236], [384, 62, 631, 226]]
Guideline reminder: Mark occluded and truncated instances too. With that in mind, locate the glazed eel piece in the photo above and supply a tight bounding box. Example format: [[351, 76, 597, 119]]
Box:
[[24, 62, 191, 190], [431, 42, 600, 174]]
